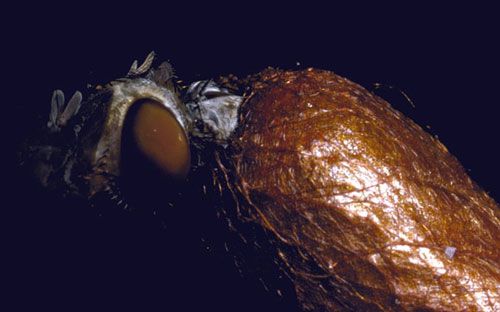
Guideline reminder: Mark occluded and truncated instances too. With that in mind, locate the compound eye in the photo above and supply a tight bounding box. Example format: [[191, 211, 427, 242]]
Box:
[[126, 100, 190, 180]]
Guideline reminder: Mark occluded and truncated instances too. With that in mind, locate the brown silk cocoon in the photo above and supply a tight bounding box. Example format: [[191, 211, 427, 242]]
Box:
[[216, 69, 500, 311]]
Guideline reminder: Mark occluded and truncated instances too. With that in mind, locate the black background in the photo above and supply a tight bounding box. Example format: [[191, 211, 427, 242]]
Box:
[[6, 3, 500, 311]]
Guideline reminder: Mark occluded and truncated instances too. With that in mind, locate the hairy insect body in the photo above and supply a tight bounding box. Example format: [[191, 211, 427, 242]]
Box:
[[22, 55, 500, 311], [212, 69, 500, 311]]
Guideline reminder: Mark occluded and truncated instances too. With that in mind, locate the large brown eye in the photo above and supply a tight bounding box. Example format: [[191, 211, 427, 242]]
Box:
[[125, 100, 190, 180]]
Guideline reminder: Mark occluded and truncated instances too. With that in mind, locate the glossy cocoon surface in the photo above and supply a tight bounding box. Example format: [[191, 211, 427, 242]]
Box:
[[215, 69, 500, 311], [131, 101, 190, 179]]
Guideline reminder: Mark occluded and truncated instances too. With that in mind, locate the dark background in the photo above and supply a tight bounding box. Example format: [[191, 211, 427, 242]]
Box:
[[6, 3, 499, 311]]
